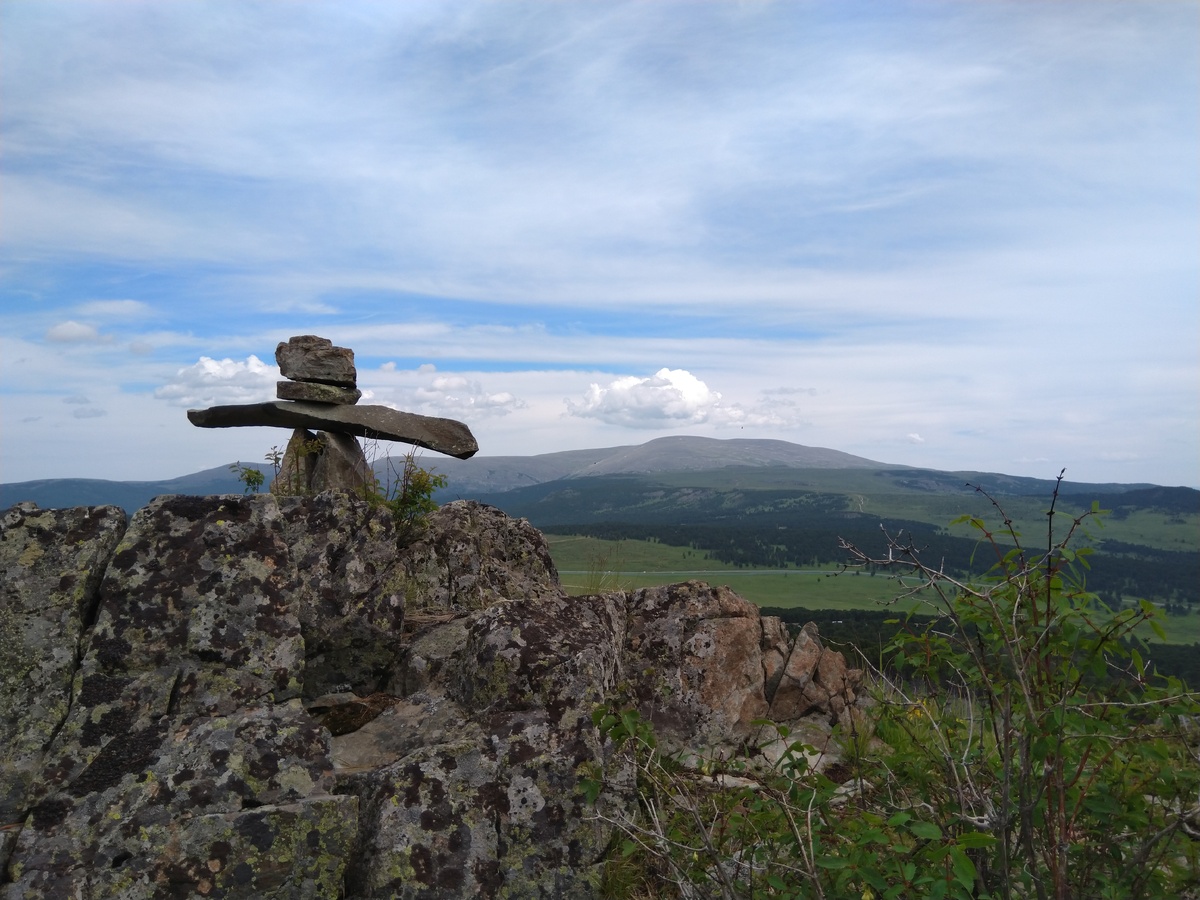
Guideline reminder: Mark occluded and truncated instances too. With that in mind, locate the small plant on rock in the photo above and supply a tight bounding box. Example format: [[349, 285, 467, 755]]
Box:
[[360, 443, 447, 540], [228, 461, 265, 494]]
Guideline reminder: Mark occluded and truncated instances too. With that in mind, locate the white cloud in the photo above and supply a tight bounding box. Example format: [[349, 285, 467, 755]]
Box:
[[568, 368, 719, 427], [0, 3, 1194, 487], [407, 373, 525, 419], [45, 321, 105, 343], [154, 355, 277, 407], [75, 299, 153, 318], [62, 394, 107, 418], [566, 367, 798, 430]]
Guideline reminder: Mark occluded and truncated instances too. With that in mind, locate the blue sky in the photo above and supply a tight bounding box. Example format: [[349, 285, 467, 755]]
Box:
[[2, 1, 1197, 487]]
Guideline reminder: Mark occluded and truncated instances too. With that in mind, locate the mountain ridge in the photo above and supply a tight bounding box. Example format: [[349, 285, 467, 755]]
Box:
[[0, 435, 1179, 513]]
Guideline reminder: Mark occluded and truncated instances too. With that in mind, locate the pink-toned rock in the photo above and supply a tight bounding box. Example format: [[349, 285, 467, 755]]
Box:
[[768, 627, 823, 719], [624, 581, 769, 749], [760, 615, 791, 696]]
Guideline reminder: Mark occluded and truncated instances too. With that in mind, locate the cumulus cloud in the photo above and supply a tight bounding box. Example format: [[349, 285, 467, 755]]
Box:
[[45, 321, 105, 343], [408, 373, 524, 418], [907, 433, 926, 444], [568, 368, 721, 427], [154, 355, 277, 407], [567, 368, 798, 429]]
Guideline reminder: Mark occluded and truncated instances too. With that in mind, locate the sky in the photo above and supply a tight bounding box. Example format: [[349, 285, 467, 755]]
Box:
[[1, 1, 1197, 488]]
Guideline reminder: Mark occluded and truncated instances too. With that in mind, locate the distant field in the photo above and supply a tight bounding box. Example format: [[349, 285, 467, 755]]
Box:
[[545, 533, 1199, 645]]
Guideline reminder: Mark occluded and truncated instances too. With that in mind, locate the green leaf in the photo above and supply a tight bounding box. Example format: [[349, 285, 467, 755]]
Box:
[[955, 831, 996, 850], [908, 821, 942, 840], [950, 847, 978, 889], [815, 855, 851, 869]]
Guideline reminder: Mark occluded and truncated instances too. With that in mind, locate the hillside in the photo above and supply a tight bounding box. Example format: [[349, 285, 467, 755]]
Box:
[[1, 436, 884, 509], [4, 436, 1196, 619], [2, 435, 1178, 513]]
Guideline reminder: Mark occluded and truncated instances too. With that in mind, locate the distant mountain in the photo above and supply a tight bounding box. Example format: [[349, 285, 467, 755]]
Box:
[[0, 435, 1178, 514], [0, 464, 268, 514], [417, 436, 890, 495]]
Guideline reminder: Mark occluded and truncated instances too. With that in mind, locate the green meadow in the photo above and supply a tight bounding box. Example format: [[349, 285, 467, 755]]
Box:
[[545, 533, 1199, 645]]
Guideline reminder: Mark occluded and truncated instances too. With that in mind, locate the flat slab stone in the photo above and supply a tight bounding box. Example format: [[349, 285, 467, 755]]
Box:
[[187, 401, 479, 459], [277, 381, 362, 405]]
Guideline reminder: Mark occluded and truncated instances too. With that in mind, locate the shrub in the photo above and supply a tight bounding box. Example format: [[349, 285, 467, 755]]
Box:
[[360, 446, 447, 540], [585, 475, 1200, 899], [228, 461, 265, 493]]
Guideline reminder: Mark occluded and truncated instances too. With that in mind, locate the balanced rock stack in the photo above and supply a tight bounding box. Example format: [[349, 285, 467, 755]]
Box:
[[187, 335, 478, 496], [275, 334, 362, 405]]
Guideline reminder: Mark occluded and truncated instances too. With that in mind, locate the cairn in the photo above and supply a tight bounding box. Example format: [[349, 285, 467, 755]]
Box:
[[187, 335, 478, 495]]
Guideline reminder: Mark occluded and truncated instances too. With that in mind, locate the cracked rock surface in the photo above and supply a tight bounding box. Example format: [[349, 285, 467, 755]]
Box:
[[1, 495, 861, 898]]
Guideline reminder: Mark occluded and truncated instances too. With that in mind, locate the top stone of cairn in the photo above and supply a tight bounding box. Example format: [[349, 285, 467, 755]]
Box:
[[276, 335, 357, 388]]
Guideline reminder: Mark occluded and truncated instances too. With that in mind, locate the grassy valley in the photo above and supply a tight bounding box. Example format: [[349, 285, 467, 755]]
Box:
[[466, 455, 1197, 681], [6, 437, 1195, 656]]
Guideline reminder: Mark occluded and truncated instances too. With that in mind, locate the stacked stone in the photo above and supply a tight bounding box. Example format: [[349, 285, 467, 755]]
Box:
[[275, 334, 362, 405], [186, 335, 478, 497], [270, 336, 371, 495]]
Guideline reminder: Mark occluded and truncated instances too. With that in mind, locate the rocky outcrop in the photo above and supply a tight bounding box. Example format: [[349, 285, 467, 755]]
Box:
[[1, 495, 863, 898]]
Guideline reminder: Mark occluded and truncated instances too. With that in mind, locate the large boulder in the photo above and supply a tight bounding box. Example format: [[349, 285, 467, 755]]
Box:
[[3, 495, 360, 898], [1, 494, 865, 898], [622, 581, 771, 751], [393, 502, 563, 621]]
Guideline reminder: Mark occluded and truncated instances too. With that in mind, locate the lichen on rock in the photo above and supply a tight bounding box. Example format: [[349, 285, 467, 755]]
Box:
[[1, 494, 865, 898]]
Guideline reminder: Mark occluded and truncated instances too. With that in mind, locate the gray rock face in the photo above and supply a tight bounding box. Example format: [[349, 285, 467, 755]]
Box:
[[276, 335, 357, 388], [1, 496, 863, 898], [0, 503, 127, 845], [187, 401, 479, 460], [3, 495, 359, 898]]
